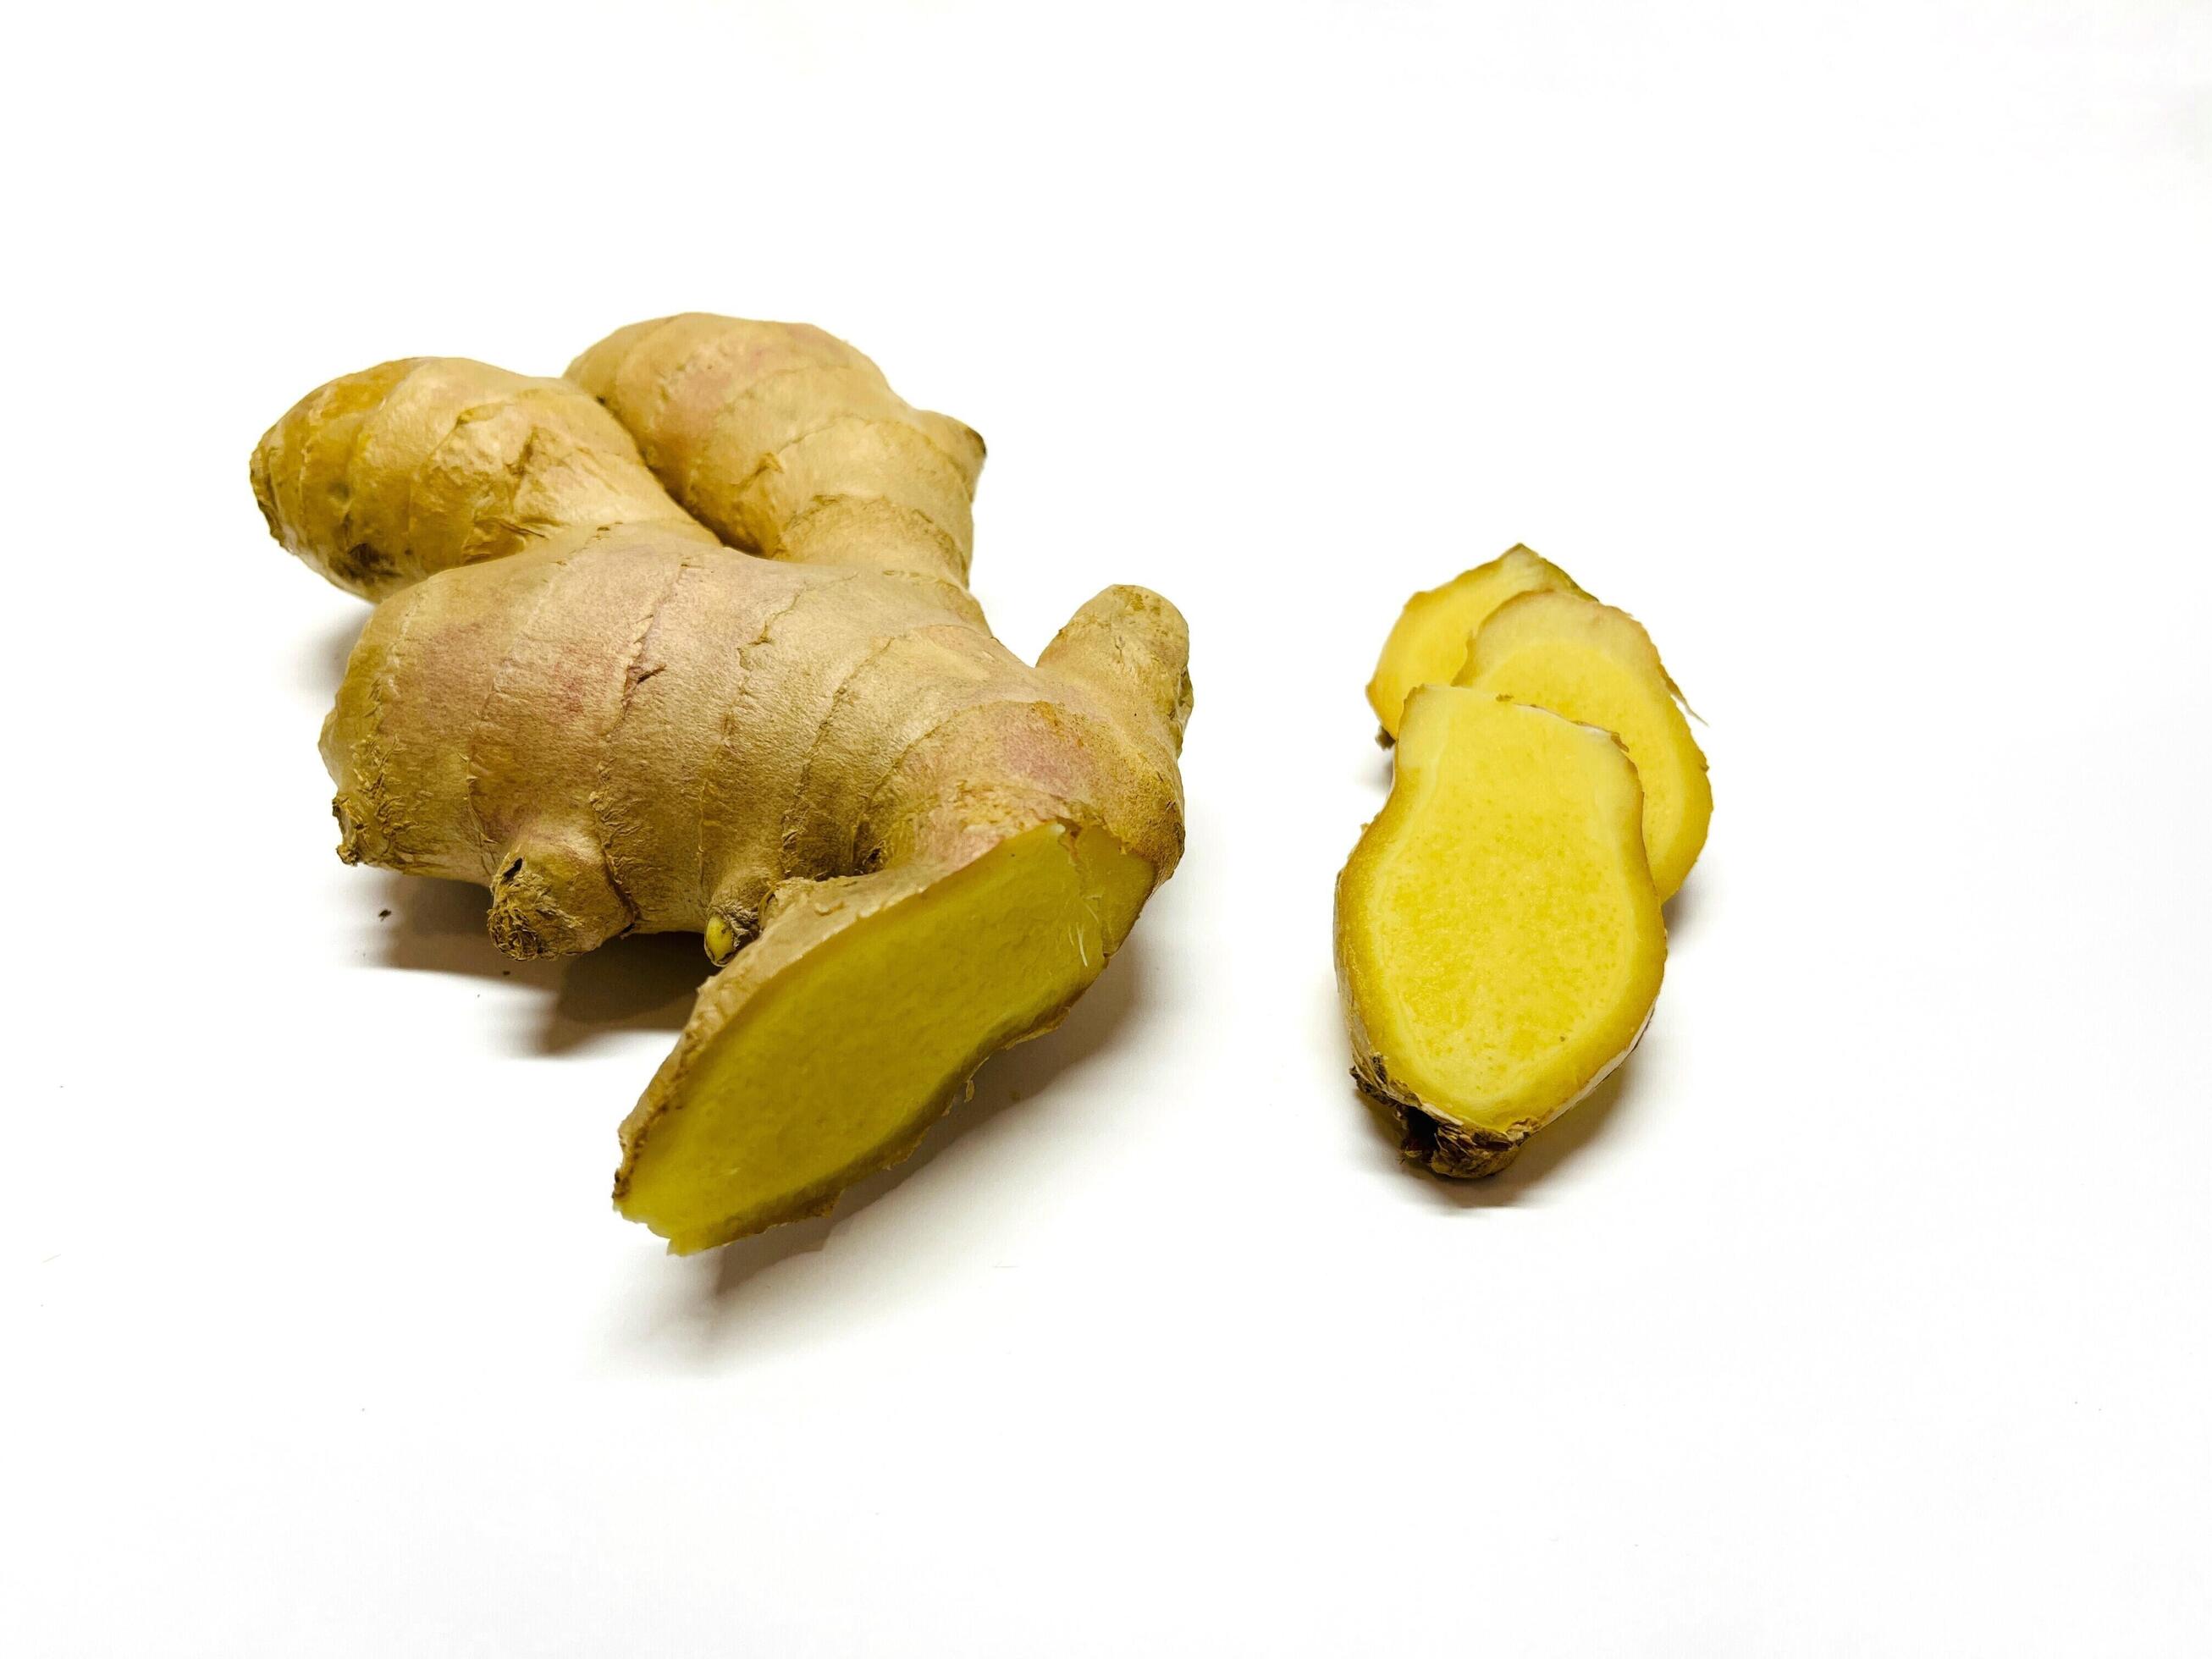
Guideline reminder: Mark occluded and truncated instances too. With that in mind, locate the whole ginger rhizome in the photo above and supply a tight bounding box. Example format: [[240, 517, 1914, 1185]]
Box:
[[255, 315, 1191, 1250]]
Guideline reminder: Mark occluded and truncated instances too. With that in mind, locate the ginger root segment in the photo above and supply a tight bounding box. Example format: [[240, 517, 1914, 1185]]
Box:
[[1454, 591, 1711, 901], [567, 315, 985, 586], [1365, 545, 1586, 740], [318, 532, 1185, 959], [617, 822, 1153, 1250], [1336, 689, 1664, 1176], [251, 359, 714, 600], [262, 315, 1190, 1245]]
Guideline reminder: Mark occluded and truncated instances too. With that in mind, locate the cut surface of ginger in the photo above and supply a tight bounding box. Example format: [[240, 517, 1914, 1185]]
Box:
[[615, 821, 1152, 1253], [1364, 545, 1586, 740], [1457, 590, 1711, 901], [1335, 689, 1665, 1175]]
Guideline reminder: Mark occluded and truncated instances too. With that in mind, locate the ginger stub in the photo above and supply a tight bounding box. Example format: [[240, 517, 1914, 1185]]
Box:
[[254, 314, 1190, 1249], [1336, 690, 1665, 1176]]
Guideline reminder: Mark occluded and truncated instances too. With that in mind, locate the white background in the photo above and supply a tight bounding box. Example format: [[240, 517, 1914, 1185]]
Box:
[[7, 2, 2209, 1653]]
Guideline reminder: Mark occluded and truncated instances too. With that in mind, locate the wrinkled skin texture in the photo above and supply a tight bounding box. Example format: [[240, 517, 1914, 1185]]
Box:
[[254, 315, 1191, 1245]]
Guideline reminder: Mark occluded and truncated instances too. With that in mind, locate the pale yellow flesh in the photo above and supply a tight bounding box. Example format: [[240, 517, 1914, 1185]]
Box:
[[1337, 690, 1665, 1157], [1365, 546, 1586, 739], [1458, 591, 1711, 901], [617, 824, 1152, 1252]]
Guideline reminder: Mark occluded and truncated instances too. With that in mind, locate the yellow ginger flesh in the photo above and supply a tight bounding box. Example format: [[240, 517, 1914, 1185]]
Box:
[[617, 823, 1153, 1251], [1457, 590, 1711, 901], [1364, 544, 1586, 739], [1336, 689, 1665, 1176]]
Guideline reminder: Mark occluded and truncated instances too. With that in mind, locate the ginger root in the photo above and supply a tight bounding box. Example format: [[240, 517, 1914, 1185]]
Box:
[[254, 314, 1190, 1249], [1345, 544, 1708, 1177], [1364, 544, 1586, 740], [1455, 591, 1711, 901], [1366, 544, 1709, 899], [1336, 690, 1665, 1175]]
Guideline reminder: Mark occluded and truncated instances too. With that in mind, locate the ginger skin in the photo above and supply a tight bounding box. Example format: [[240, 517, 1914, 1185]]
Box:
[[254, 315, 1191, 1248]]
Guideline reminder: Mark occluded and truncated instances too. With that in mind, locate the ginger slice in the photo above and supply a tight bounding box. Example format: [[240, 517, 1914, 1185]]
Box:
[[1364, 545, 1586, 741], [615, 822, 1153, 1252], [1456, 591, 1710, 901], [1335, 690, 1665, 1176]]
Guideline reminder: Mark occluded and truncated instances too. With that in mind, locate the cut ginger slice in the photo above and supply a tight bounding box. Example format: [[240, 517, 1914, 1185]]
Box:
[[1365, 545, 1586, 740], [1335, 689, 1665, 1176], [615, 820, 1153, 1253], [1456, 591, 1711, 901]]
